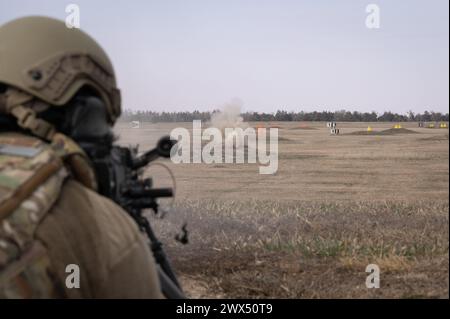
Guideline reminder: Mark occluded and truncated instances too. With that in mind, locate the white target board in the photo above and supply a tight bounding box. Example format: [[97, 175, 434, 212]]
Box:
[[327, 122, 337, 128], [130, 121, 140, 129], [330, 128, 340, 135]]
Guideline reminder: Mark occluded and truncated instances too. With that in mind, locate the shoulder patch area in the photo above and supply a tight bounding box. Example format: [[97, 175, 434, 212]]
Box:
[[0, 144, 42, 158], [0, 132, 68, 298], [0, 133, 65, 218]]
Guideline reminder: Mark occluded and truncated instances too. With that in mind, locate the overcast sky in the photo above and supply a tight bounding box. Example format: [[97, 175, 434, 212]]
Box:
[[1, 0, 448, 113]]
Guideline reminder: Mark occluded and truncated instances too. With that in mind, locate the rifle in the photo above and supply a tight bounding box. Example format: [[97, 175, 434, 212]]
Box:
[[80, 136, 185, 299]]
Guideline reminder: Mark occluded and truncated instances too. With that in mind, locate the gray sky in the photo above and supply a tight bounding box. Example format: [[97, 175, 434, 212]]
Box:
[[1, 0, 448, 113]]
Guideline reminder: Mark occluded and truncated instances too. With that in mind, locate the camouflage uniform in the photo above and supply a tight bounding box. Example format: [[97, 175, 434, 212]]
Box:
[[0, 17, 163, 298]]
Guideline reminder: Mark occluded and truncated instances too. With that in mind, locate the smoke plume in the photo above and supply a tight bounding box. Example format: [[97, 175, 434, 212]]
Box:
[[209, 99, 249, 149], [210, 99, 248, 131]]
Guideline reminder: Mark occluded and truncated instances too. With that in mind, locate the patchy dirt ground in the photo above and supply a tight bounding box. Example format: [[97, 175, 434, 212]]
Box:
[[116, 121, 449, 298], [152, 200, 448, 298]]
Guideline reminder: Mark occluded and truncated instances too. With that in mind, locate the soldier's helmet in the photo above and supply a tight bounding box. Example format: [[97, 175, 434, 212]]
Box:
[[0, 16, 121, 124]]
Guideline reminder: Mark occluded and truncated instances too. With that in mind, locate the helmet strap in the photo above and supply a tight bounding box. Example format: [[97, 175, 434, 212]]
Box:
[[1, 88, 56, 141], [0, 87, 97, 191]]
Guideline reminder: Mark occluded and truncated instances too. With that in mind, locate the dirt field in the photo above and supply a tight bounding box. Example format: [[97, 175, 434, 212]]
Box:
[[115, 121, 449, 298]]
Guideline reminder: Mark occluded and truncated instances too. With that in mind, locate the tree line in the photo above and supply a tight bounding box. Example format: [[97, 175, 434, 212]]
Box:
[[119, 109, 449, 123]]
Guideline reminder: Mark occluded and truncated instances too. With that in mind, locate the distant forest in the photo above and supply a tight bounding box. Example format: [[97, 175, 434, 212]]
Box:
[[119, 109, 449, 123]]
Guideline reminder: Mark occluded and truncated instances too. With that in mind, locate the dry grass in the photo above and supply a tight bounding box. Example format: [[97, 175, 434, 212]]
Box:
[[149, 200, 448, 298], [348, 128, 419, 136], [115, 121, 449, 298]]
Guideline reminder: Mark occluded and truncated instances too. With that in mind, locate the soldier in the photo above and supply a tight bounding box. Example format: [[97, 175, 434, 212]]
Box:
[[0, 16, 163, 298]]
